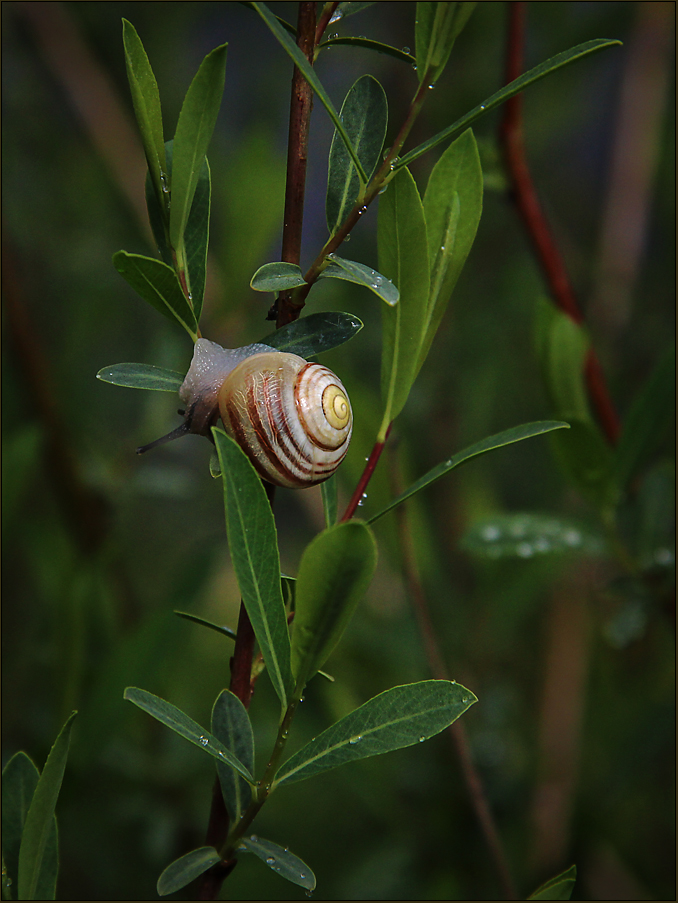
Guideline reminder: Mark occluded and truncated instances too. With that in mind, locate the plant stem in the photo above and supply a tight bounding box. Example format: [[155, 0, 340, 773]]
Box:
[[499, 1, 620, 445], [275, 1, 317, 328], [341, 423, 393, 522], [388, 445, 518, 901], [315, 1, 340, 46]]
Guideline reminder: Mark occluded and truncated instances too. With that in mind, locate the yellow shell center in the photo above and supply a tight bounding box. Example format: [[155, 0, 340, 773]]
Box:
[[322, 384, 350, 430]]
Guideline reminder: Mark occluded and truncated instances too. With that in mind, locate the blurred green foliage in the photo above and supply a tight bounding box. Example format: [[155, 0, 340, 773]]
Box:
[[2, 2, 674, 900]]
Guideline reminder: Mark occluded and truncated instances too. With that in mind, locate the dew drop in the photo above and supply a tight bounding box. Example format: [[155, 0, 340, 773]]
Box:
[[348, 735, 362, 745], [563, 530, 581, 547], [427, 83, 435, 90], [358, 35, 366, 40], [418, 735, 426, 743], [328, 5, 343, 23], [479, 104, 486, 110], [344, 233, 351, 242], [329, 31, 340, 38], [357, 498, 364, 507], [266, 857, 276, 865], [402, 46, 411, 54], [199, 736, 209, 746], [357, 205, 367, 215], [251, 834, 259, 842], [462, 695, 470, 704], [361, 492, 368, 499]]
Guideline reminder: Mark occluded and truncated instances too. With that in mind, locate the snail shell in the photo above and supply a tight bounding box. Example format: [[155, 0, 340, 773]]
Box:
[[139, 338, 353, 489], [218, 351, 352, 489]]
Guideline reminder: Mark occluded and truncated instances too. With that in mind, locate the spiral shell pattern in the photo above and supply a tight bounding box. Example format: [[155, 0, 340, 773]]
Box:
[[218, 352, 352, 489]]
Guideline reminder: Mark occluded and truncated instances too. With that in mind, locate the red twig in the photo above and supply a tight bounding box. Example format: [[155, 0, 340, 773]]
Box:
[[315, 1, 341, 46], [500, 1, 620, 445], [341, 423, 393, 522]]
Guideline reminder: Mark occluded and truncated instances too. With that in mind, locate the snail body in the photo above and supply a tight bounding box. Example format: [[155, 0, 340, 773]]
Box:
[[138, 338, 353, 489]]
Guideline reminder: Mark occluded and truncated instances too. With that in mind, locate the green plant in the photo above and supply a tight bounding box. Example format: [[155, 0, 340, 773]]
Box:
[[88, 4, 637, 898]]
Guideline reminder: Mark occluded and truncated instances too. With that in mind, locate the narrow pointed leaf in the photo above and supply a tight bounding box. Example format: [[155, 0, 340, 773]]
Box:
[[113, 251, 198, 339], [169, 44, 227, 251], [122, 19, 167, 205], [319, 37, 416, 67], [213, 429, 293, 708], [330, 1, 376, 22], [17, 712, 76, 902], [397, 39, 623, 170], [326, 75, 388, 235], [368, 421, 570, 524], [378, 167, 430, 436], [96, 363, 184, 392], [415, 2, 476, 85], [240, 836, 316, 891], [2, 753, 57, 900], [321, 474, 338, 528], [173, 610, 237, 641], [319, 256, 399, 306], [461, 513, 606, 560], [613, 344, 675, 489], [157, 847, 222, 896], [250, 262, 307, 293], [528, 864, 577, 900], [291, 521, 377, 686], [211, 690, 255, 823], [535, 298, 614, 505], [261, 311, 363, 357], [123, 687, 255, 783], [418, 128, 482, 373], [275, 680, 476, 786], [251, 1, 367, 183], [183, 155, 211, 322]]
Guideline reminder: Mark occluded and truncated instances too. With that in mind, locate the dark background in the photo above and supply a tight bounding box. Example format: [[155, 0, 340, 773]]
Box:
[[2, 2, 675, 899]]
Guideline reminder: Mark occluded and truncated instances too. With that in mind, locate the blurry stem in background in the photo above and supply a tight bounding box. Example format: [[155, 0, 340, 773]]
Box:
[[499, 1, 621, 446], [528, 567, 594, 877], [588, 1, 674, 340], [388, 444, 519, 901]]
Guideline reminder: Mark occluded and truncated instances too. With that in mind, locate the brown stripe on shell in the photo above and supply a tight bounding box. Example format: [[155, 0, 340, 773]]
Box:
[[245, 375, 311, 486]]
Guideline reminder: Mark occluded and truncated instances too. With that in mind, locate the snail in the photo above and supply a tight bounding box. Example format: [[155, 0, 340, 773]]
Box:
[[137, 338, 353, 489]]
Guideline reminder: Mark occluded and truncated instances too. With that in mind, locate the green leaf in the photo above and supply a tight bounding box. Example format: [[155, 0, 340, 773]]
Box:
[[613, 344, 675, 489], [419, 128, 482, 373], [326, 75, 388, 235], [251, 2, 367, 183], [368, 421, 570, 524], [261, 311, 363, 357], [211, 690, 255, 823], [237, 1, 297, 36], [534, 299, 614, 505], [240, 836, 316, 891], [321, 474, 338, 528], [113, 251, 198, 340], [319, 256, 399, 306], [17, 712, 76, 901], [213, 429, 293, 708], [2, 753, 57, 900], [415, 2, 476, 85], [173, 610, 237, 641], [528, 864, 577, 900], [183, 155, 211, 322], [123, 687, 255, 783], [96, 363, 184, 392], [329, 1, 376, 22], [250, 262, 307, 293], [318, 37, 416, 68], [122, 19, 167, 208], [275, 680, 476, 787], [378, 167, 430, 439], [291, 521, 377, 687], [156, 847, 221, 897], [461, 513, 606, 560], [397, 39, 623, 170], [169, 43, 227, 253]]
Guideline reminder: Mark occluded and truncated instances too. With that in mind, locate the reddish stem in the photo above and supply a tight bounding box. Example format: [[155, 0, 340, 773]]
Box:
[[315, 1, 341, 46], [500, 1, 620, 445], [276, 1, 317, 328], [341, 423, 392, 522]]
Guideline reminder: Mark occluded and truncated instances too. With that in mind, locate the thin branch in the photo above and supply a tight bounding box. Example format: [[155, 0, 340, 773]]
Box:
[[315, 1, 341, 46], [275, 1, 318, 328], [499, 1, 620, 445], [341, 423, 392, 522], [389, 445, 518, 901]]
